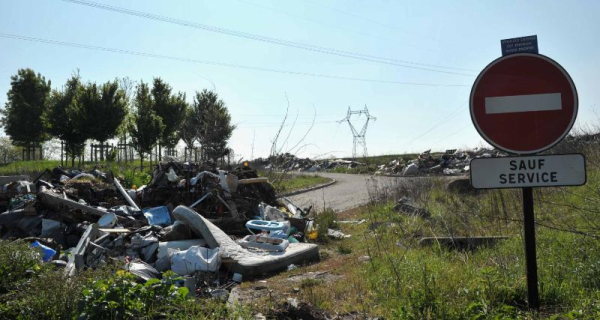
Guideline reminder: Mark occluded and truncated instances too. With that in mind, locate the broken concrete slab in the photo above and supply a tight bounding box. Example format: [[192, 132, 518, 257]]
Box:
[[0, 175, 30, 185], [65, 223, 99, 276], [38, 188, 107, 218]]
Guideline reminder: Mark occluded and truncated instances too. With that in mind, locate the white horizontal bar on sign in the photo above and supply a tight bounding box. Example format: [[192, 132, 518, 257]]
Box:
[[485, 93, 562, 114]]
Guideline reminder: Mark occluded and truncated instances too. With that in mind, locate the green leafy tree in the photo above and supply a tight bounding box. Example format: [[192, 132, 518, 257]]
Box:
[[151, 78, 187, 154], [0, 69, 51, 159], [80, 80, 128, 160], [191, 89, 235, 166], [47, 74, 88, 166], [128, 82, 165, 168], [179, 107, 197, 160], [0, 137, 21, 164]]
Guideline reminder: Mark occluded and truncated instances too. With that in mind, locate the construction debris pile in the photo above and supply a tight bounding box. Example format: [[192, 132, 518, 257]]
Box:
[[262, 153, 363, 172], [0, 163, 320, 298], [375, 148, 505, 176]]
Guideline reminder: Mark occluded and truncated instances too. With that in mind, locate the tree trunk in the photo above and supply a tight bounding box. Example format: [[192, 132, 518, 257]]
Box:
[[71, 155, 75, 167], [100, 142, 104, 161], [140, 152, 144, 170]]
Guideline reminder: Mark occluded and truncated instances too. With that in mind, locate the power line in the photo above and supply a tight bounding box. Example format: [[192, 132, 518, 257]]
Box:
[[0, 32, 470, 87], [304, 0, 442, 43], [234, 0, 474, 68], [433, 125, 470, 145], [403, 102, 468, 145], [60, 0, 475, 76]]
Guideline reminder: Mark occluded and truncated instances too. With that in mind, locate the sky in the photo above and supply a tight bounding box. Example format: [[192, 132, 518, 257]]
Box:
[[0, 0, 598, 160]]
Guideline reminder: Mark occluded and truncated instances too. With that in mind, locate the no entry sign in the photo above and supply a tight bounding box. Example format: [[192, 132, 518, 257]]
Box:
[[470, 53, 578, 154], [469, 45, 584, 311]]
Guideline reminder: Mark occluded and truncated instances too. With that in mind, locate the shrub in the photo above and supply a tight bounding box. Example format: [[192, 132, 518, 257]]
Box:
[[315, 208, 338, 243], [0, 240, 43, 294], [77, 271, 188, 319]]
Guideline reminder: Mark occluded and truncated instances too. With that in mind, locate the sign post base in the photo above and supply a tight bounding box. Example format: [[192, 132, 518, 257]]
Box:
[[522, 187, 540, 310]]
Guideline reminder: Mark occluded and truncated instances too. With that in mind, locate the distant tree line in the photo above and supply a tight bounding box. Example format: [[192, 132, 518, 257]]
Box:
[[0, 68, 235, 167]]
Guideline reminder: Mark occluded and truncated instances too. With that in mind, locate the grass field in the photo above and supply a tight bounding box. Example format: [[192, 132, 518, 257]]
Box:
[[271, 173, 332, 194], [243, 151, 600, 318]]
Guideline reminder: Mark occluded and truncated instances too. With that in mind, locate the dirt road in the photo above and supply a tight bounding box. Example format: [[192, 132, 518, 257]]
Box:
[[286, 172, 402, 213]]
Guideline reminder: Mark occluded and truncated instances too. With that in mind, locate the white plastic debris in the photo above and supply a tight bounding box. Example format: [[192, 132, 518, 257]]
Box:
[[170, 246, 221, 275], [167, 168, 178, 182], [72, 173, 95, 180], [98, 212, 118, 228]]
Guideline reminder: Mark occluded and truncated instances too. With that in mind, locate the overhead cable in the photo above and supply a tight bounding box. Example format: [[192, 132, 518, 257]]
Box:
[[0, 32, 469, 87], [60, 0, 475, 76]]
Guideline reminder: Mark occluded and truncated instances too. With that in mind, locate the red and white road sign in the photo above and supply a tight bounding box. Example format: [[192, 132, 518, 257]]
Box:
[[470, 53, 578, 154]]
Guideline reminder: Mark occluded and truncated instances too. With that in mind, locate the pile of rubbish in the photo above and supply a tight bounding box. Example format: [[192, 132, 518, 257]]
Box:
[[0, 162, 320, 298], [375, 148, 505, 176], [261, 153, 363, 172]]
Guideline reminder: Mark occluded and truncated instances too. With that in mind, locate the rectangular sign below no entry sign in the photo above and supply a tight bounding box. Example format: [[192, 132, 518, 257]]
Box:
[[470, 154, 586, 189]]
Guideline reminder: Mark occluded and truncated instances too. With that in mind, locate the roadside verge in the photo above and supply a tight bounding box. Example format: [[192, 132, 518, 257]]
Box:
[[277, 178, 337, 197]]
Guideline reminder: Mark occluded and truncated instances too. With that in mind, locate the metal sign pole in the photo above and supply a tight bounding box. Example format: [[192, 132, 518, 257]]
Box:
[[522, 187, 540, 310]]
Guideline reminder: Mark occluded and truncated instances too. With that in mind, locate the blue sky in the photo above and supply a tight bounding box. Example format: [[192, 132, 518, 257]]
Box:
[[1, 0, 598, 159]]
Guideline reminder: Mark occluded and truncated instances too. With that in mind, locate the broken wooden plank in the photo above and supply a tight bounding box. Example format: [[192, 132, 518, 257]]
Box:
[[99, 228, 131, 233], [38, 188, 107, 218]]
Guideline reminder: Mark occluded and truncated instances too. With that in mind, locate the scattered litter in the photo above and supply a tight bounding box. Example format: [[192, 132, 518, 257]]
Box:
[[157, 239, 206, 259], [232, 273, 243, 283], [126, 260, 159, 281], [393, 197, 431, 218], [287, 264, 298, 271], [171, 246, 221, 275], [30, 240, 55, 262], [98, 212, 118, 228], [327, 229, 351, 239], [336, 219, 366, 224], [358, 255, 371, 262], [143, 206, 172, 226]]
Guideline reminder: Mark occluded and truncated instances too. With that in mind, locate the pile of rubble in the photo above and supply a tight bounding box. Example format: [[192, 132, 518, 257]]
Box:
[[262, 153, 363, 172], [0, 162, 321, 298], [375, 148, 505, 176]]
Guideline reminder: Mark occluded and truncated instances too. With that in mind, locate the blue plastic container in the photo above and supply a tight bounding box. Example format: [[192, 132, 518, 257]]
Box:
[[30, 241, 56, 262], [143, 206, 172, 226]]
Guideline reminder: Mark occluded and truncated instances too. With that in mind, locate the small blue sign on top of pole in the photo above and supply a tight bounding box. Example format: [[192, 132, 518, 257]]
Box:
[[501, 35, 538, 56]]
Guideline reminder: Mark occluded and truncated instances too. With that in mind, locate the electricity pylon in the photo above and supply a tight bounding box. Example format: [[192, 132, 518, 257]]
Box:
[[339, 105, 376, 159]]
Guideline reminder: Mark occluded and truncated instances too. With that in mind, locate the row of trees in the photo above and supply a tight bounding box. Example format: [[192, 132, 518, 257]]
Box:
[[1, 68, 235, 167]]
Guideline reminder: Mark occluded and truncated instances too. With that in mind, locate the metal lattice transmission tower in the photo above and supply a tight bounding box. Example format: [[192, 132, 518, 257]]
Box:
[[339, 105, 376, 159]]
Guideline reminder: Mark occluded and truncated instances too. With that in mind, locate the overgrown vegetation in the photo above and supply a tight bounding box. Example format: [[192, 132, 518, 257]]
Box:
[[0, 241, 249, 319], [247, 140, 600, 319]]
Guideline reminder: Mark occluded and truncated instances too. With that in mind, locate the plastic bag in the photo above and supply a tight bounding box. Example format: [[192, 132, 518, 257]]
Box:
[[170, 246, 220, 275]]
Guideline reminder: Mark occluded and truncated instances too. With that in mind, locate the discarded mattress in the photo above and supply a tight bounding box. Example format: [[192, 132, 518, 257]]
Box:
[[172, 206, 319, 277]]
